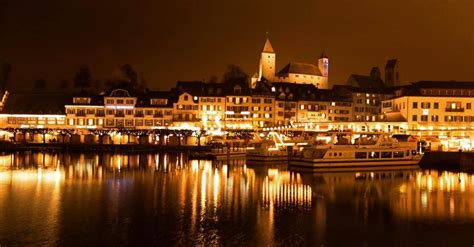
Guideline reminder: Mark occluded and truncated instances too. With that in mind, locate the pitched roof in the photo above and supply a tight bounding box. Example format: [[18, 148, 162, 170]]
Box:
[[277, 62, 322, 76], [385, 59, 398, 69], [271, 82, 351, 102], [347, 74, 385, 89], [1, 92, 70, 115], [262, 38, 274, 53]]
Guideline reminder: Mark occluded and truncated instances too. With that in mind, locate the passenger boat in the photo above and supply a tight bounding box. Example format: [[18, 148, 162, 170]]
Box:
[[246, 139, 288, 164], [289, 132, 422, 169], [189, 137, 246, 161], [246, 132, 309, 164]]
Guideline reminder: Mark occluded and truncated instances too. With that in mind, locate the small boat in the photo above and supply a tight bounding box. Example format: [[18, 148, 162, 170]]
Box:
[[189, 137, 246, 161], [246, 139, 288, 164], [289, 132, 422, 169]]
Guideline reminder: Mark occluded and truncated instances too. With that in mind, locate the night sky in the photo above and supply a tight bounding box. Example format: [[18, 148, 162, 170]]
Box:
[[1, 0, 474, 90]]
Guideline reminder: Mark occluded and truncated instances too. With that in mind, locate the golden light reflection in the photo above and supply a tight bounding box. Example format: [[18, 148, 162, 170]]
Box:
[[262, 170, 312, 210], [394, 170, 474, 219]]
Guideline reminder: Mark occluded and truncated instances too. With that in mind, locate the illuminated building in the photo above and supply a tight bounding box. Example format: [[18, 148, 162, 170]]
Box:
[[251, 38, 329, 89], [272, 83, 352, 125], [382, 81, 474, 150]]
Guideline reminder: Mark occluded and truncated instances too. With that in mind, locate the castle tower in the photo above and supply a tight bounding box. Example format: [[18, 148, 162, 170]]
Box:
[[317, 52, 329, 89], [318, 52, 329, 77], [258, 38, 276, 81], [385, 59, 399, 87]]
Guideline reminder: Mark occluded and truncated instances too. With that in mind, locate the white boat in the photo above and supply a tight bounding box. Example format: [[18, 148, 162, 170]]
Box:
[[289, 132, 422, 169], [246, 139, 288, 164], [246, 132, 291, 164]]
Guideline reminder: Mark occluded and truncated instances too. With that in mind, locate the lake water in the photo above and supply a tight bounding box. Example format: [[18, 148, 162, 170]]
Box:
[[0, 152, 473, 246]]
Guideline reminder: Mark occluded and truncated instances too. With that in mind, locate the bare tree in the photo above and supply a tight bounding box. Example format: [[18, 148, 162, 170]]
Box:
[[120, 64, 138, 88], [74, 64, 92, 92], [222, 65, 248, 84]]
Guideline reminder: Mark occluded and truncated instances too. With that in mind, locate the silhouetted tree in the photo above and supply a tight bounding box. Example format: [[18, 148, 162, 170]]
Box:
[[0, 61, 12, 92], [34, 78, 47, 90], [138, 78, 148, 91], [74, 64, 92, 92], [120, 64, 138, 88], [222, 65, 248, 84], [92, 80, 103, 92], [208, 75, 218, 83]]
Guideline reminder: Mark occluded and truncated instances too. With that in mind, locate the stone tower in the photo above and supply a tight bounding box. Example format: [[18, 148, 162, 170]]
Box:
[[258, 38, 276, 81], [385, 59, 400, 87], [318, 52, 329, 77]]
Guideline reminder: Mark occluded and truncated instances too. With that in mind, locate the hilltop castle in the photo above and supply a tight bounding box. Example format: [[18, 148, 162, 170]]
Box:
[[251, 38, 329, 89]]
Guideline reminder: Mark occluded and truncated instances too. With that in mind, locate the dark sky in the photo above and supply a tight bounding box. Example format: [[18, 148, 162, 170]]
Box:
[[1, 0, 474, 90]]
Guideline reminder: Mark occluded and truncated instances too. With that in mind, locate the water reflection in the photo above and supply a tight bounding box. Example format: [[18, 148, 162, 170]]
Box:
[[0, 152, 474, 246]]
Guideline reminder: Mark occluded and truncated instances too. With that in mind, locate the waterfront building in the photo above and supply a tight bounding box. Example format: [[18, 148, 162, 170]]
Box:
[[272, 82, 353, 125], [251, 38, 329, 89], [382, 81, 474, 150]]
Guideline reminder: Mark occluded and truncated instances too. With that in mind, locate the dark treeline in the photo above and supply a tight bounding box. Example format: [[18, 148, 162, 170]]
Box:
[[0, 62, 250, 93]]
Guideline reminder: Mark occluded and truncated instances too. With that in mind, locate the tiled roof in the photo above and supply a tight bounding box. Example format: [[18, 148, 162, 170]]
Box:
[[277, 62, 322, 76], [271, 82, 350, 102], [347, 74, 385, 89]]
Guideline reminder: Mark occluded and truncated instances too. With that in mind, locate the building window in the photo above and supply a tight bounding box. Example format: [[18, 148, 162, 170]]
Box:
[[412, 102, 418, 109], [412, 115, 417, 121], [184, 95, 188, 101], [467, 103, 472, 109], [420, 115, 428, 121], [434, 102, 439, 109]]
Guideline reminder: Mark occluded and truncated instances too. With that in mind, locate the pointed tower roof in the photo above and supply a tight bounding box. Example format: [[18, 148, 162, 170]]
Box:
[[262, 38, 274, 53]]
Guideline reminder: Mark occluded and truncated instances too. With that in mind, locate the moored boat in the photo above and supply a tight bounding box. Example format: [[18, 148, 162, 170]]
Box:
[[289, 132, 422, 169]]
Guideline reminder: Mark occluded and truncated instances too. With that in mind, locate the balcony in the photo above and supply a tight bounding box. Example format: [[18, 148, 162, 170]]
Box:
[[115, 113, 125, 117], [445, 107, 464, 112], [134, 114, 144, 118], [75, 112, 86, 117]]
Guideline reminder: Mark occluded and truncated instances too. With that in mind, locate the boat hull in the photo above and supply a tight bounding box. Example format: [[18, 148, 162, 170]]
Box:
[[290, 158, 420, 169], [246, 154, 288, 164]]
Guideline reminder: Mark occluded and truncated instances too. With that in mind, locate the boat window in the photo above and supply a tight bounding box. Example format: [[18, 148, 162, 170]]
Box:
[[355, 152, 367, 159], [394, 151, 404, 158], [339, 152, 342, 156], [381, 152, 392, 158], [369, 152, 380, 159]]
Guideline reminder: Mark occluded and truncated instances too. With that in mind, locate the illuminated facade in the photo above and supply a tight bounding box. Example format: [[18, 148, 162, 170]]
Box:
[[251, 38, 329, 89], [382, 81, 474, 150]]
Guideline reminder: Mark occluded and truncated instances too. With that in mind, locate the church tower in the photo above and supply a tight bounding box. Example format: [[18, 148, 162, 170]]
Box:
[[258, 38, 276, 81], [385, 59, 399, 87]]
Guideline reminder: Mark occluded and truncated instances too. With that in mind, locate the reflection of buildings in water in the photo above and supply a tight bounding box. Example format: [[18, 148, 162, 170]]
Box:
[[261, 169, 312, 210], [395, 170, 474, 219]]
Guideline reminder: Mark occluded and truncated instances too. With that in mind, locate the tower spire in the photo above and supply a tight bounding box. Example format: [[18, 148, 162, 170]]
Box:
[[262, 37, 274, 53]]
